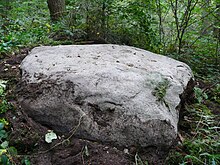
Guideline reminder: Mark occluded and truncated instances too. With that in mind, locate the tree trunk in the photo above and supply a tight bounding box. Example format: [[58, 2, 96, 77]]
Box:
[[47, 0, 65, 21]]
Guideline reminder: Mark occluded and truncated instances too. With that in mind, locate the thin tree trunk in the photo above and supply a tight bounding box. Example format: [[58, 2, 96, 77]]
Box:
[[101, 1, 107, 39], [170, 0, 198, 54], [47, 0, 65, 21], [156, 0, 165, 53], [201, 0, 211, 35], [214, 2, 220, 41]]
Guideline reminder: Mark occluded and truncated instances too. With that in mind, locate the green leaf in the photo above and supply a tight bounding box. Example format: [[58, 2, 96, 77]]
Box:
[[0, 141, 8, 149], [0, 149, 7, 155], [22, 157, 31, 165], [0, 119, 8, 126], [212, 158, 216, 165], [194, 87, 208, 103], [2, 43, 8, 47], [0, 130, 8, 140], [1, 154, 9, 165], [7, 147, 17, 156], [0, 123, 4, 130], [0, 88, 4, 96], [0, 81, 7, 88], [203, 93, 208, 100]]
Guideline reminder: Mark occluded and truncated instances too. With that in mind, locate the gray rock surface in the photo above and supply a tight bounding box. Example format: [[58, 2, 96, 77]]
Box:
[[19, 44, 193, 149]]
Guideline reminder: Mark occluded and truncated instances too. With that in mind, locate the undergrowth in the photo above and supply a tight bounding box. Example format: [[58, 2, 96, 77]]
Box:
[[166, 84, 220, 165], [0, 80, 18, 164]]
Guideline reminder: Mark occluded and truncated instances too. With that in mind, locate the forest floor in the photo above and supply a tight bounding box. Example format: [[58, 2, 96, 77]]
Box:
[[0, 49, 219, 165]]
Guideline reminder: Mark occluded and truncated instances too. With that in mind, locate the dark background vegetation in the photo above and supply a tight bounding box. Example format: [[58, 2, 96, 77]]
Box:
[[0, 0, 219, 164]]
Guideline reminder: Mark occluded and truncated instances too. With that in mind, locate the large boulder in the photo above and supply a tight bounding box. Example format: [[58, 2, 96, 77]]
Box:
[[18, 44, 193, 150]]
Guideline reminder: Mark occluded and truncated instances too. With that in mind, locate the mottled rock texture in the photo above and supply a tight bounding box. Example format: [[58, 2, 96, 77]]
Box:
[[18, 44, 193, 149]]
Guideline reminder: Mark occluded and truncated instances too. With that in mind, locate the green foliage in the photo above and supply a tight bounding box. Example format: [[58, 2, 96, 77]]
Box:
[[0, 122, 8, 141], [0, 80, 17, 164], [21, 157, 31, 165], [0, 80, 7, 96], [0, 0, 53, 56], [194, 87, 208, 104], [211, 84, 220, 104], [0, 80, 11, 114], [0, 0, 219, 164], [171, 34, 220, 80], [166, 102, 220, 165], [0, 146, 17, 165], [0, 34, 17, 55], [0, 120, 17, 165], [0, 100, 10, 114], [108, 0, 158, 50]]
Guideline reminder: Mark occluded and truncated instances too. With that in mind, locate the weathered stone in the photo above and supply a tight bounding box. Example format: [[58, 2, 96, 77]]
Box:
[[18, 44, 193, 149]]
